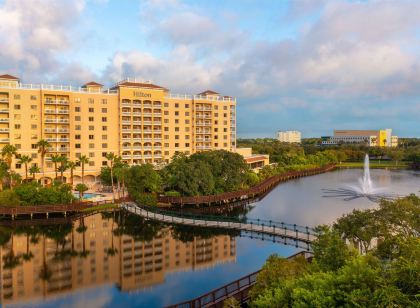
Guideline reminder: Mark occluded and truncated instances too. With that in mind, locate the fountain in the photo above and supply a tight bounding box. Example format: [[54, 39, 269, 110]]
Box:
[[322, 154, 397, 202]]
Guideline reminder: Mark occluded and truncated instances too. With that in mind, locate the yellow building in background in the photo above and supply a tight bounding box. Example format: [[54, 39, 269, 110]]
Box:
[[321, 129, 398, 147], [0, 75, 236, 185]]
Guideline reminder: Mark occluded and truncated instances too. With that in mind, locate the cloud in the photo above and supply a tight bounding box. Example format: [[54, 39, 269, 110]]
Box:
[[0, 0, 86, 81]]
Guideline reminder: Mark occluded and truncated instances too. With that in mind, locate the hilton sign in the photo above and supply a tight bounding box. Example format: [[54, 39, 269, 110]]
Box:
[[133, 91, 152, 98]]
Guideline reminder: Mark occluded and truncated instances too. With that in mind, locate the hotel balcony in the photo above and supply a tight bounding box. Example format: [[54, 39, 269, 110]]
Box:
[[196, 107, 212, 111], [143, 146, 152, 150], [196, 130, 211, 134], [122, 120, 131, 125], [122, 102, 131, 107], [143, 129, 153, 133], [45, 119, 69, 124], [153, 121, 162, 125], [132, 120, 142, 125], [0, 98, 9, 103], [143, 121, 152, 125], [153, 130, 162, 133], [46, 138, 70, 142], [143, 103, 152, 108], [122, 137, 132, 141], [122, 112, 132, 116], [196, 138, 212, 142], [143, 112, 152, 117], [122, 154, 131, 159], [196, 145, 212, 150], [0, 128, 9, 133], [122, 128, 132, 133], [0, 138, 10, 143], [0, 118, 9, 123], [0, 109, 9, 113], [196, 122, 212, 127], [153, 113, 162, 117], [132, 137, 142, 141], [132, 154, 143, 159], [44, 100, 69, 105]]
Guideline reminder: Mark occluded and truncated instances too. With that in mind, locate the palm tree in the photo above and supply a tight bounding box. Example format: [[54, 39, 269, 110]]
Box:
[[77, 155, 89, 185], [18, 155, 32, 181], [29, 165, 40, 180], [37, 139, 50, 185], [105, 152, 117, 202], [57, 156, 68, 182], [114, 163, 129, 199], [0, 161, 8, 191], [9, 171, 21, 189], [67, 161, 77, 187], [1, 144, 17, 187], [50, 154, 61, 180]]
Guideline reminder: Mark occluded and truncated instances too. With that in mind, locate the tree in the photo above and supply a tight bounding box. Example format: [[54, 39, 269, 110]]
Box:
[[18, 155, 32, 181], [114, 163, 129, 199], [67, 161, 77, 187], [9, 171, 22, 189], [387, 149, 405, 166], [57, 156, 68, 182], [50, 154, 61, 180], [105, 152, 117, 202], [0, 161, 8, 191], [37, 139, 50, 185], [29, 165, 40, 180], [75, 183, 88, 200], [126, 164, 162, 198], [77, 155, 89, 185], [1, 144, 17, 187]]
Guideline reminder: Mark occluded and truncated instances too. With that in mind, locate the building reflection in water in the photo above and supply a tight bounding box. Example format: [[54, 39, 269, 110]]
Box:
[[0, 212, 236, 305]]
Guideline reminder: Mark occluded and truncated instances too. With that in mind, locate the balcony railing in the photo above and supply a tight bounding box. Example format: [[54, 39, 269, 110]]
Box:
[[46, 138, 70, 142], [44, 100, 69, 105], [45, 119, 69, 124], [0, 118, 9, 123], [0, 138, 10, 143], [0, 128, 9, 133], [0, 109, 9, 113], [0, 99, 9, 103]]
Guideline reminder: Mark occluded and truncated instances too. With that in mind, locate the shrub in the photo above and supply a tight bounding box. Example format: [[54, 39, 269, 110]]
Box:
[[0, 190, 20, 206]]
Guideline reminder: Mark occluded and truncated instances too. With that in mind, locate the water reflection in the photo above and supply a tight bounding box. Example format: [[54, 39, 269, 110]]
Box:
[[0, 212, 236, 306]]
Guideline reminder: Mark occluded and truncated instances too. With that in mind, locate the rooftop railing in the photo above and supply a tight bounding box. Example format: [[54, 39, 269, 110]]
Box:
[[0, 83, 118, 94]]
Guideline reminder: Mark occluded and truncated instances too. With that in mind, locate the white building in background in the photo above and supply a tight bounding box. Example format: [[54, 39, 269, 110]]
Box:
[[277, 130, 301, 143]]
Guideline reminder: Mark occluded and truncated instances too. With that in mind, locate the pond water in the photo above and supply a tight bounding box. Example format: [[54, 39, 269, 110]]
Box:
[[1, 169, 419, 307]]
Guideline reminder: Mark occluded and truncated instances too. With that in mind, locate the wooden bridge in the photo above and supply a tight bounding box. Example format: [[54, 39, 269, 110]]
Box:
[[122, 202, 317, 248], [166, 251, 313, 308], [158, 164, 336, 206]]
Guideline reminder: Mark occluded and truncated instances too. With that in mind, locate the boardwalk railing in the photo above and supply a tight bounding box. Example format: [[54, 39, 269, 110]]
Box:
[[122, 202, 317, 246], [158, 164, 336, 206], [166, 251, 313, 308], [0, 197, 130, 218]]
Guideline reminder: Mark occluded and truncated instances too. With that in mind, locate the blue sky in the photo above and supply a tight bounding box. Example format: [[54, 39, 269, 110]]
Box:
[[1, 0, 419, 137]]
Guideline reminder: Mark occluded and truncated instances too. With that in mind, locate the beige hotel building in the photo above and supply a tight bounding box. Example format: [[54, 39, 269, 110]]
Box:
[[0, 74, 236, 184]]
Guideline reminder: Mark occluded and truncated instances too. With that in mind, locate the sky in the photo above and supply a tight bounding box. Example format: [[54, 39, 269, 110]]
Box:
[[0, 0, 419, 138]]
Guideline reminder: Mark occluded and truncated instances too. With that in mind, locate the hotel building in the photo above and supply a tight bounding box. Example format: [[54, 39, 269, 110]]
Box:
[[277, 130, 301, 143], [0, 74, 236, 184], [321, 129, 398, 147]]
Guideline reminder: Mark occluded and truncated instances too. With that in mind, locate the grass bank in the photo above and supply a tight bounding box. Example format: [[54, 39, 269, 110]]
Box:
[[81, 203, 119, 213], [339, 160, 408, 169]]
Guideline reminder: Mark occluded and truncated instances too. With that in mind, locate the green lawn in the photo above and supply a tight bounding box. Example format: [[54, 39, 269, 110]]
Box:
[[339, 160, 408, 169], [81, 203, 119, 213]]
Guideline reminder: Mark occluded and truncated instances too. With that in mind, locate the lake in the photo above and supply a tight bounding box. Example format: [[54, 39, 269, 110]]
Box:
[[1, 168, 419, 307]]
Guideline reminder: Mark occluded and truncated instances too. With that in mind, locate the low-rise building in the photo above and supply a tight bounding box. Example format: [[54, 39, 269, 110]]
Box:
[[277, 130, 301, 143], [235, 147, 269, 170], [322, 129, 398, 147]]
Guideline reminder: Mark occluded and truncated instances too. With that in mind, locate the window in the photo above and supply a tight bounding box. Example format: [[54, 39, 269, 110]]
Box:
[[89, 135, 94, 140], [89, 125, 94, 130], [164, 127, 169, 131], [15, 163, 21, 169], [101, 99, 107, 104], [75, 125, 81, 130], [89, 152, 95, 158], [175, 103, 179, 108], [75, 106, 81, 112], [164, 103, 169, 107], [31, 124, 37, 129], [30, 95, 37, 100], [185, 112, 190, 116], [75, 98, 81, 103], [102, 135, 107, 140], [31, 105, 37, 110], [75, 134, 81, 140], [89, 117, 94, 122], [75, 144, 81, 149], [14, 114, 21, 120], [214, 120, 218, 125], [164, 143, 169, 147], [15, 144, 21, 149], [223, 106, 228, 110], [175, 135, 179, 139], [102, 108, 107, 113], [164, 111, 169, 115], [102, 143, 108, 148], [175, 143, 179, 147], [14, 124, 21, 129], [185, 104, 189, 108], [214, 128, 218, 132], [75, 116, 81, 121], [31, 134, 37, 140], [89, 143, 94, 149], [224, 128, 227, 132], [185, 127, 190, 132], [164, 135, 169, 140], [102, 161, 107, 166], [186, 135, 190, 139], [175, 127, 179, 132], [165, 151, 169, 155], [102, 126, 107, 131], [185, 119, 190, 124], [214, 113, 218, 117], [214, 143, 218, 147], [76, 153, 81, 158], [102, 117, 107, 122], [224, 113, 227, 117], [175, 111, 179, 116], [175, 119, 179, 124], [102, 152, 107, 157], [31, 153, 37, 159], [31, 144, 37, 149], [31, 115, 37, 120], [89, 107, 94, 112], [14, 94, 20, 100], [164, 119, 169, 123], [88, 98, 94, 104], [185, 143, 190, 147], [89, 161, 95, 166]]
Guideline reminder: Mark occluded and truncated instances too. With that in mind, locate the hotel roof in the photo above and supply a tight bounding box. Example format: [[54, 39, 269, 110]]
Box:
[[0, 74, 19, 80], [83, 81, 103, 87], [198, 90, 220, 96], [112, 81, 168, 91]]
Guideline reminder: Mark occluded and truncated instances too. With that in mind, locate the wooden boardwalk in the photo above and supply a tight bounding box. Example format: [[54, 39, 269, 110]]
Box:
[[122, 202, 317, 244]]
